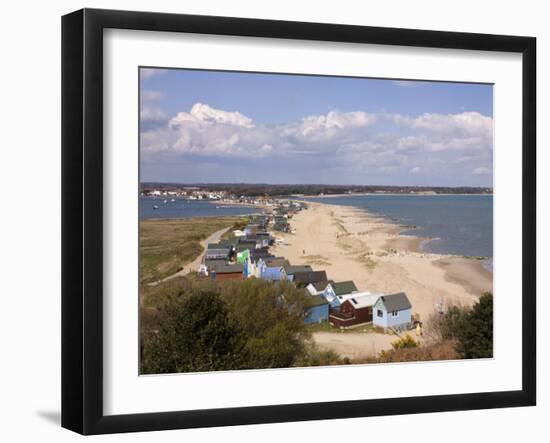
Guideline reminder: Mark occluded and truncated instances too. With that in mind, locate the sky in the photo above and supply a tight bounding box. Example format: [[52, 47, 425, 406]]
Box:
[[140, 68, 493, 187]]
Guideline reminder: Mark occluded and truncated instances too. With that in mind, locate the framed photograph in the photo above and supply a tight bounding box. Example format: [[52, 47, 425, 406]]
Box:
[[62, 8, 536, 435]]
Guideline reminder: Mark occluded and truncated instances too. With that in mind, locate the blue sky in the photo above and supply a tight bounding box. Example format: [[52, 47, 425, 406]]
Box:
[[140, 68, 493, 187]]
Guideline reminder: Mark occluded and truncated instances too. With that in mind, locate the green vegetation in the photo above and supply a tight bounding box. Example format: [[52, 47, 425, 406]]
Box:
[[455, 292, 493, 358], [368, 340, 461, 364], [391, 334, 420, 350], [139, 217, 237, 284], [296, 347, 351, 367], [357, 254, 378, 271], [140, 278, 340, 374], [141, 290, 246, 374], [366, 293, 493, 364], [300, 255, 331, 266], [220, 217, 248, 240], [140, 277, 493, 373], [425, 292, 493, 359]]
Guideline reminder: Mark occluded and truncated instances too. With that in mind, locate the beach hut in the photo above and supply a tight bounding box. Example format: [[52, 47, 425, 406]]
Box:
[[281, 265, 313, 282], [293, 270, 328, 288], [243, 234, 270, 249], [204, 258, 227, 270], [372, 292, 413, 331], [236, 239, 257, 251], [324, 281, 358, 301], [303, 295, 330, 324], [249, 250, 274, 265], [236, 249, 250, 264], [258, 257, 289, 281], [209, 263, 244, 281], [329, 290, 375, 308], [328, 293, 380, 328], [306, 280, 333, 296], [205, 243, 231, 260]]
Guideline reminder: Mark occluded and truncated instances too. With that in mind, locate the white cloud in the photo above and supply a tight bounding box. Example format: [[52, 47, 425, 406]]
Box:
[[140, 90, 168, 129], [140, 107, 167, 122], [140, 102, 493, 183], [392, 80, 423, 88], [409, 112, 493, 137], [473, 166, 490, 175], [169, 103, 254, 128], [141, 90, 163, 101], [296, 110, 376, 137], [140, 68, 167, 80]]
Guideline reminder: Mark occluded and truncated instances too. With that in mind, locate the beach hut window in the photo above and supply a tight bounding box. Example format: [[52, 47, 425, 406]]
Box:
[[377, 309, 383, 317], [391, 311, 399, 317]]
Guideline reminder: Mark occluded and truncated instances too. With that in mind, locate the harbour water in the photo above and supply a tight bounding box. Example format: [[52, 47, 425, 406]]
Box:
[[304, 194, 493, 261], [139, 196, 262, 220]]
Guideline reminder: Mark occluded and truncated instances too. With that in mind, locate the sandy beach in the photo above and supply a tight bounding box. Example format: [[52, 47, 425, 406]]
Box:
[[270, 201, 493, 357]]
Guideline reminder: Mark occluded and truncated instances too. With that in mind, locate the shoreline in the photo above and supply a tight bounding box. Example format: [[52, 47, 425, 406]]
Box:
[[299, 196, 492, 261], [271, 200, 493, 326], [299, 192, 493, 198]]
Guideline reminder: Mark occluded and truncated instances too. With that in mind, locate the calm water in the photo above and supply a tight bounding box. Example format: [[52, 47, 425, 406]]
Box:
[[139, 197, 262, 219], [305, 194, 493, 259]]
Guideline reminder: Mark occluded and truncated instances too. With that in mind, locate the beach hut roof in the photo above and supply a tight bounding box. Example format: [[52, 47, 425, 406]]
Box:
[[205, 259, 227, 268], [345, 293, 381, 309], [379, 292, 412, 311], [305, 295, 329, 308], [310, 280, 334, 291], [207, 242, 231, 250], [264, 257, 290, 267], [284, 265, 312, 275], [331, 280, 358, 295], [293, 271, 328, 286], [211, 263, 244, 274]]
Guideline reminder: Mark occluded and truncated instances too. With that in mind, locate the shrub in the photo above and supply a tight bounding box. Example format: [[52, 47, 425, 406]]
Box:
[[141, 290, 246, 374], [374, 340, 460, 363], [391, 334, 419, 350], [141, 278, 314, 373], [423, 293, 493, 359], [455, 292, 493, 359], [424, 301, 469, 342]]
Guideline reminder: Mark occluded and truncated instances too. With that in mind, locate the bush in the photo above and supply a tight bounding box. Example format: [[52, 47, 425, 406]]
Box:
[[141, 290, 246, 374], [424, 303, 469, 342], [373, 340, 461, 363], [423, 293, 493, 359], [455, 292, 493, 359], [391, 334, 419, 350], [141, 278, 314, 373]]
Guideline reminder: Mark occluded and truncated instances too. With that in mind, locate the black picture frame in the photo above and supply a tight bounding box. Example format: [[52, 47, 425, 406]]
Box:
[[62, 8, 537, 435]]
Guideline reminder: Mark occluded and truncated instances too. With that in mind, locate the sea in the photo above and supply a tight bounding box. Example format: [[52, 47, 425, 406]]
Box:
[[139, 196, 263, 220], [304, 194, 493, 267]]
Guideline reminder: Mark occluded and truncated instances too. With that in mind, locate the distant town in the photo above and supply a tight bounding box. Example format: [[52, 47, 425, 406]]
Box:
[[140, 182, 493, 201]]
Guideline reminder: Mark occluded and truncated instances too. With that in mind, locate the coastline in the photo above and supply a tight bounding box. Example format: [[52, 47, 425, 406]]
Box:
[[271, 201, 493, 325], [300, 192, 493, 198]]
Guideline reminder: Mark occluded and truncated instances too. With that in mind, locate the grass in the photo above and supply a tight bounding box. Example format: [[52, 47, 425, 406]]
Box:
[[336, 237, 354, 252], [140, 274, 203, 311], [333, 220, 348, 234], [356, 254, 378, 271], [140, 217, 238, 284], [220, 217, 248, 240], [300, 254, 331, 266]]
